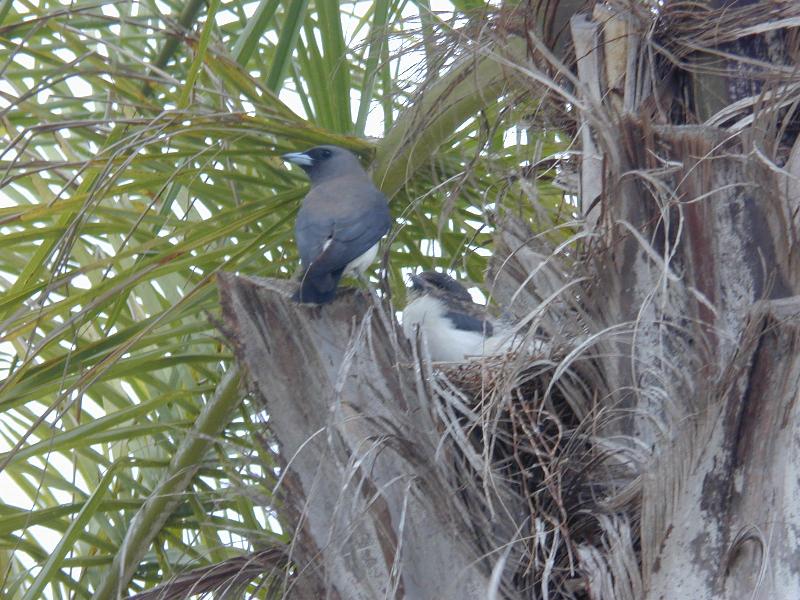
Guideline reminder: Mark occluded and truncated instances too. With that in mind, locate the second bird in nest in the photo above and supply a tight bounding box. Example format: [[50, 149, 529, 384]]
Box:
[[402, 271, 527, 362]]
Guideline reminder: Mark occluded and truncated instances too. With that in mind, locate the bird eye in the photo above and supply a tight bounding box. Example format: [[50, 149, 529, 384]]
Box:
[[320, 149, 332, 159]]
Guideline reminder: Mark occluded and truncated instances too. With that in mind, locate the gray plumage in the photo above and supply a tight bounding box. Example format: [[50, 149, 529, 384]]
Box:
[[283, 145, 391, 304]]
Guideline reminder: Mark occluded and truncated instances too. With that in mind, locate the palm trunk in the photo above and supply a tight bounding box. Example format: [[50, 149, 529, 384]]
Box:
[[566, 2, 800, 598], [218, 276, 497, 599]]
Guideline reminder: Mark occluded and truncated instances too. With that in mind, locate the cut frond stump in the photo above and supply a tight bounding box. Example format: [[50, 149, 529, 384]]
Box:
[[218, 273, 495, 599]]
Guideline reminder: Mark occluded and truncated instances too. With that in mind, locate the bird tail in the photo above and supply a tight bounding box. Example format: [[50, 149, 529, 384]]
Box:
[[292, 268, 344, 304]]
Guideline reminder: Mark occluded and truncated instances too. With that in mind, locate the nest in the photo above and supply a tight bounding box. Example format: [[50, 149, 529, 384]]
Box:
[[432, 347, 629, 599]]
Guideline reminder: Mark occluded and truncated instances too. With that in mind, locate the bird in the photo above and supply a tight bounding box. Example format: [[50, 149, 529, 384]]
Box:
[[402, 271, 517, 362], [282, 145, 392, 304]]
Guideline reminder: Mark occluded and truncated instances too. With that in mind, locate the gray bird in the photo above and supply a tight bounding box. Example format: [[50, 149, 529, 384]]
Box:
[[282, 145, 391, 304], [402, 271, 513, 362]]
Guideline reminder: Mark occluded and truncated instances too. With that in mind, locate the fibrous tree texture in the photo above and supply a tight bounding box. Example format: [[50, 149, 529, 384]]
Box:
[[219, 275, 497, 599], [219, 1, 800, 599], [566, 1, 800, 598]]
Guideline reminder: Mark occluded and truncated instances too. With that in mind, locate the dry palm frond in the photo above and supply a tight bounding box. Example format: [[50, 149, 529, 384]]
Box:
[[123, 547, 290, 600]]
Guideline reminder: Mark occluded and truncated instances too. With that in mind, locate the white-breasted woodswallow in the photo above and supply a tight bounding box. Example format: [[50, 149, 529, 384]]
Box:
[[283, 145, 391, 304], [402, 271, 515, 362]]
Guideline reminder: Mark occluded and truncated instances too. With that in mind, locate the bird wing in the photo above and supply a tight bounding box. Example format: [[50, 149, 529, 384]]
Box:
[[438, 294, 494, 336], [295, 182, 391, 273], [444, 309, 494, 336], [295, 207, 332, 267]]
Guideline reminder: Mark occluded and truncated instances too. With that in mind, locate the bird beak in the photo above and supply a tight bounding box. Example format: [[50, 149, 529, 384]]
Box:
[[281, 152, 314, 167]]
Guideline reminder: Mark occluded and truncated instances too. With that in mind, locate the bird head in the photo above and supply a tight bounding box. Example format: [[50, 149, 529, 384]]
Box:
[[409, 271, 474, 303], [281, 145, 366, 184]]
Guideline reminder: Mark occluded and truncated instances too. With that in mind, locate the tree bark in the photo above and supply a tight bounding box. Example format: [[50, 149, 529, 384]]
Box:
[[561, 2, 800, 599], [642, 297, 800, 599], [218, 275, 494, 599]]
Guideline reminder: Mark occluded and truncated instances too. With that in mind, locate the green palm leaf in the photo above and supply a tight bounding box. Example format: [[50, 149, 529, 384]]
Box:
[[0, 2, 568, 598]]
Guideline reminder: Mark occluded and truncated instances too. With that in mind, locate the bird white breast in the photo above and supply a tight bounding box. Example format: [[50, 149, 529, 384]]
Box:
[[343, 242, 379, 277], [402, 295, 510, 362]]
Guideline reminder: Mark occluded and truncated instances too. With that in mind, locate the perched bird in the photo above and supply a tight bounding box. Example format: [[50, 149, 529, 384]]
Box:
[[282, 145, 391, 304], [402, 271, 514, 362]]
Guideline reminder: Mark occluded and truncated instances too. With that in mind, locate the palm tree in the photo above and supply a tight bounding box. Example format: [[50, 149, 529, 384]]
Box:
[[2, 1, 799, 599], [0, 1, 560, 598]]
